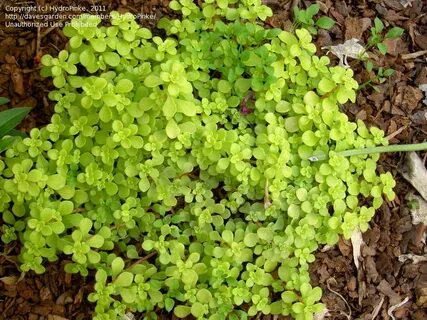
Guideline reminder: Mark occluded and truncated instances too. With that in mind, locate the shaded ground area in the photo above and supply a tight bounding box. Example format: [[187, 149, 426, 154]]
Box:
[[0, 0, 426, 319]]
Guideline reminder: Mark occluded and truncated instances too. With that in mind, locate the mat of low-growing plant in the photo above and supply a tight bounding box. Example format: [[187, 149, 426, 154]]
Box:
[[0, 1, 396, 319]]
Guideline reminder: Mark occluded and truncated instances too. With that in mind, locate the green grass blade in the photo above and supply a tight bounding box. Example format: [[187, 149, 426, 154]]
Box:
[[0, 107, 31, 137]]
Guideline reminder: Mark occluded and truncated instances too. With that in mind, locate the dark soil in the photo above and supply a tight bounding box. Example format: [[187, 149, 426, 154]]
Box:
[[0, 0, 426, 319]]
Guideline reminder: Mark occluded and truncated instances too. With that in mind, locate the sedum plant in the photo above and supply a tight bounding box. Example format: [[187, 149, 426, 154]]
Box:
[[0, 1, 397, 319], [0, 97, 31, 243]]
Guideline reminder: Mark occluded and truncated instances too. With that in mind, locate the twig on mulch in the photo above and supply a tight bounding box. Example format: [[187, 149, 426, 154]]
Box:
[[387, 297, 410, 320], [36, 26, 41, 59], [386, 124, 409, 141], [401, 50, 427, 60], [326, 278, 352, 320]]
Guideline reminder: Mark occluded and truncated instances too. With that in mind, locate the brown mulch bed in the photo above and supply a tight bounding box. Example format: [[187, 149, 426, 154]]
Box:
[[0, 0, 426, 319]]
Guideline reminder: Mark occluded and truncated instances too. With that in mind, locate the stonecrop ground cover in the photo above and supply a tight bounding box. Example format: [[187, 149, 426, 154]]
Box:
[[0, 0, 396, 319]]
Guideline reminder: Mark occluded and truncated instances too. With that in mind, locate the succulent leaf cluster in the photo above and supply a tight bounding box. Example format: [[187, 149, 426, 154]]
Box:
[[0, 1, 396, 319]]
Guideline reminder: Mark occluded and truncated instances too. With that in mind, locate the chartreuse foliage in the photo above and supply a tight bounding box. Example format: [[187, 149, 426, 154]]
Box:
[[0, 97, 31, 243], [0, 1, 396, 319]]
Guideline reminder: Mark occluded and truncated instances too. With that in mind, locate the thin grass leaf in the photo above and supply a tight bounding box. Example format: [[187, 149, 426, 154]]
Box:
[[7, 129, 27, 138], [0, 97, 9, 105], [0, 107, 31, 137]]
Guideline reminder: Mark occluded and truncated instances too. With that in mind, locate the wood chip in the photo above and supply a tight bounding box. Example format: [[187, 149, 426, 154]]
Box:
[[415, 67, 427, 85], [338, 237, 352, 256], [0, 276, 19, 286], [365, 256, 380, 283], [410, 109, 427, 125], [378, 279, 401, 306], [415, 34, 427, 50], [10, 65, 25, 96], [47, 316, 69, 320], [416, 287, 427, 308]]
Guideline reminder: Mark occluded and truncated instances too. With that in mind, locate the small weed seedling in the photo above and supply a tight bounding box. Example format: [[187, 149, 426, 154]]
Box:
[[354, 18, 404, 92], [293, 3, 335, 34], [368, 17, 404, 55], [359, 61, 395, 91]]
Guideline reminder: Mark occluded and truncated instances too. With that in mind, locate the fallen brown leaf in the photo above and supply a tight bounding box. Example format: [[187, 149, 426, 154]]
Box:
[[345, 17, 371, 40], [401, 153, 427, 201], [393, 85, 423, 111]]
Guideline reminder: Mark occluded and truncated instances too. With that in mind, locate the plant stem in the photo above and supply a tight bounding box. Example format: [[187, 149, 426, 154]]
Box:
[[309, 142, 427, 162], [359, 43, 374, 61], [128, 251, 157, 269], [357, 80, 372, 91]]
